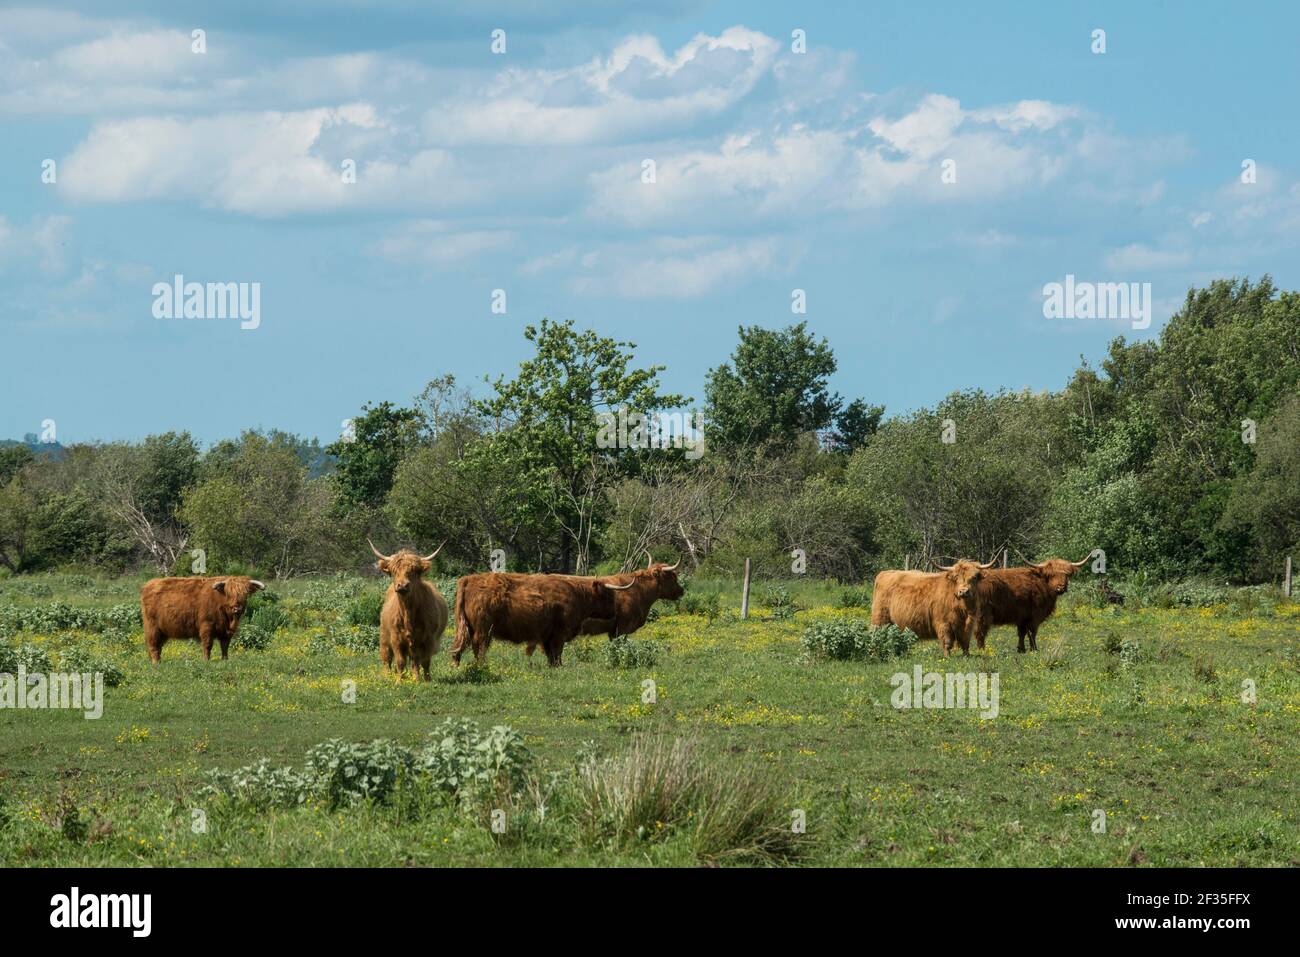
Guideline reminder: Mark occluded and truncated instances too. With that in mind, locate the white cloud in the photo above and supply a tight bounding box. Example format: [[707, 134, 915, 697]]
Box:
[[374, 220, 514, 270], [569, 236, 795, 299], [1104, 243, 1192, 272]]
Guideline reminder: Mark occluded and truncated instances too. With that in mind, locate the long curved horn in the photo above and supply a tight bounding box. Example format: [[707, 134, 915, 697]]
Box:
[[936, 561, 956, 571], [367, 538, 393, 562], [662, 558, 680, 571], [421, 542, 445, 562], [979, 556, 998, 569], [645, 550, 654, 568], [605, 581, 634, 590], [249, 579, 265, 591], [1071, 551, 1094, 567]]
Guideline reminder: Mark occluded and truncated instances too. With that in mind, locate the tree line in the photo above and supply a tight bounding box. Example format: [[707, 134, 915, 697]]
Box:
[[2, 277, 1296, 584]]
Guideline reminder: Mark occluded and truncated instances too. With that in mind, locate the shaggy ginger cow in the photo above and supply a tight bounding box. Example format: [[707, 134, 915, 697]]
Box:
[[972, 554, 1092, 652], [369, 540, 449, 680], [870, 559, 995, 656], [141, 575, 265, 663], [577, 553, 686, 638]]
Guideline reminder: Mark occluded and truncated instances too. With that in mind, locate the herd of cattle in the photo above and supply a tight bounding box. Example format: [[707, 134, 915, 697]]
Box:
[[137, 543, 1091, 676]]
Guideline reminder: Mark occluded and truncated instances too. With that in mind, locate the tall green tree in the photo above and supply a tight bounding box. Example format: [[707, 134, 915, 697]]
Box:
[[472, 318, 686, 572], [326, 401, 425, 510]]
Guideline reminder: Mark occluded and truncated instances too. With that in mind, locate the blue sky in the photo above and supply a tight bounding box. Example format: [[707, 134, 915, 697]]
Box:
[[2, 0, 1298, 445]]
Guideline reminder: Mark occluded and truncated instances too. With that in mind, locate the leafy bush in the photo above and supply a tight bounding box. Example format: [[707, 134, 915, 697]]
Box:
[[415, 718, 532, 806], [800, 619, 917, 662], [679, 591, 721, 621], [57, 645, 126, 687], [759, 584, 797, 619], [305, 739, 416, 809], [1101, 631, 1124, 656], [246, 602, 288, 634], [837, 586, 872, 609], [300, 575, 365, 612], [0, 640, 52, 673], [346, 592, 385, 627], [604, 636, 661, 669], [233, 623, 273, 651], [204, 720, 532, 814]]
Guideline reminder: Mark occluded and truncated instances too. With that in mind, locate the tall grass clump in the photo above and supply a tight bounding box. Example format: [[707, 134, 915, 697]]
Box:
[[575, 734, 801, 864]]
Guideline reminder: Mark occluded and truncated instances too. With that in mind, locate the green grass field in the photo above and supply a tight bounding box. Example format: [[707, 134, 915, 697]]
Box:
[[1, 572, 1298, 867]]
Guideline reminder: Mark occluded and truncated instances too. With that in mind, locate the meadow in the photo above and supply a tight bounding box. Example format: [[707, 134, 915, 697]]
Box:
[[1, 571, 1297, 867]]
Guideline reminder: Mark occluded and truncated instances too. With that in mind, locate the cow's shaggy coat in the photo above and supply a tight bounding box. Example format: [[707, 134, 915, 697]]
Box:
[[372, 543, 449, 680], [870, 560, 989, 656], [140, 575, 265, 663], [972, 557, 1088, 652]]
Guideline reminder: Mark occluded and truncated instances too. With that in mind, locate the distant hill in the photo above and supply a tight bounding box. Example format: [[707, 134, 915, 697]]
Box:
[[0, 436, 67, 461]]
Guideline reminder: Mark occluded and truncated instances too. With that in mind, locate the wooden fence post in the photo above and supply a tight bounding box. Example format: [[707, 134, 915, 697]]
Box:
[[1285, 556, 1293, 598], [903, 555, 910, 571], [1001, 550, 1008, 569], [740, 558, 752, 619]]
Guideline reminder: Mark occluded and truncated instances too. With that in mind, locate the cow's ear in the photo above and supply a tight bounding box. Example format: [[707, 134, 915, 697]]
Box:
[[376, 559, 390, 574], [419, 559, 432, 572], [212, 580, 227, 594]]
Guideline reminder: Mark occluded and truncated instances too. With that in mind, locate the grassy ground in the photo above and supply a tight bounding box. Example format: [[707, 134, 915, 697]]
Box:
[[1, 571, 1298, 866]]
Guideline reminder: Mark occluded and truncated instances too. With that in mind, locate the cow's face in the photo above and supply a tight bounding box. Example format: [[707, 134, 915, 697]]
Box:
[[377, 550, 430, 596], [944, 561, 984, 601], [1035, 559, 1081, 595], [651, 564, 685, 601], [212, 577, 264, 621]]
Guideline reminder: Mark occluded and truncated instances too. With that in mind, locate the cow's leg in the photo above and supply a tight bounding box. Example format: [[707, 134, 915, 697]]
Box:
[[218, 636, 231, 660], [144, 625, 163, 664], [1016, 624, 1028, 653], [380, 638, 392, 673], [936, 626, 952, 658], [420, 652, 432, 682], [199, 626, 214, 661], [544, 640, 563, 667], [1028, 626, 1039, 652], [525, 643, 537, 657], [472, 634, 489, 665]]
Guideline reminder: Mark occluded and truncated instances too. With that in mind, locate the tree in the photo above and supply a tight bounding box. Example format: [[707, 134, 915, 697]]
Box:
[[95, 432, 199, 572], [182, 431, 357, 578], [473, 318, 686, 573], [704, 322, 847, 452], [326, 401, 425, 510], [831, 398, 884, 452]]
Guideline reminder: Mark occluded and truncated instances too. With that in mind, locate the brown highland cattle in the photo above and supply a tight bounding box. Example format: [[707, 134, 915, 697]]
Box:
[[451, 572, 631, 667], [577, 553, 686, 638], [369, 540, 449, 680], [972, 554, 1092, 652], [140, 575, 265, 663], [870, 559, 995, 656]]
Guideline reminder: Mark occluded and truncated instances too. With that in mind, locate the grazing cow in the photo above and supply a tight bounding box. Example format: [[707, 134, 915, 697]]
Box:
[[450, 572, 631, 667], [141, 575, 265, 663], [972, 554, 1092, 652], [870, 559, 994, 656], [369, 540, 449, 680]]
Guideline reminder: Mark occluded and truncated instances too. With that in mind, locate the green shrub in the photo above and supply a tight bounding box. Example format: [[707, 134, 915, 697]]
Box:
[[0, 640, 52, 673], [837, 587, 872, 609], [233, 623, 273, 651], [679, 591, 721, 621], [305, 739, 416, 810], [1101, 631, 1124, 656], [415, 718, 533, 806], [300, 575, 365, 612], [800, 619, 917, 662], [759, 584, 797, 619], [604, 636, 661, 669], [346, 592, 385, 627], [57, 645, 126, 687]]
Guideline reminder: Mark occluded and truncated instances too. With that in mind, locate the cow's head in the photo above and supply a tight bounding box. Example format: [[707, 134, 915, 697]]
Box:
[[211, 576, 265, 621], [370, 539, 442, 596], [936, 558, 996, 601], [1032, 554, 1092, 595], [642, 552, 685, 601]]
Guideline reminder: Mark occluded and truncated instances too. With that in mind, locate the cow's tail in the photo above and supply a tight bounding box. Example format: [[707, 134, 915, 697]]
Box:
[[450, 578, 471, 665]]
